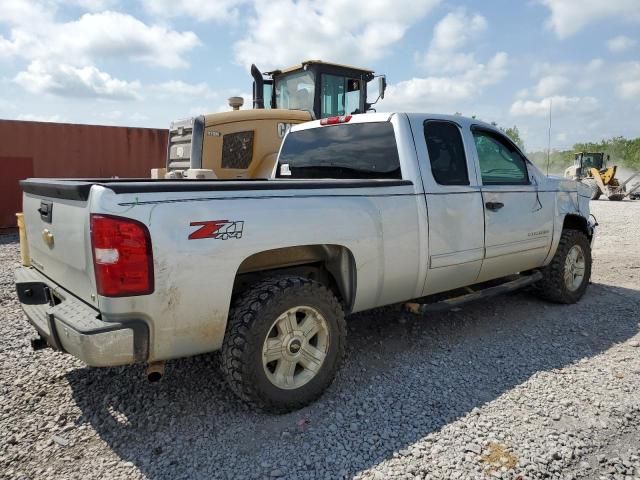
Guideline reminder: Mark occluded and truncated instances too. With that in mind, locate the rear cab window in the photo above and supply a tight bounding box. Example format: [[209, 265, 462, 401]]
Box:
[[277, 122, 401, 179], [424, 120, 470, 186]]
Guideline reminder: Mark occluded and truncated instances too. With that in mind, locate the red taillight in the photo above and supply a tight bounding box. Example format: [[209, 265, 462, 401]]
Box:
[[320, 115, 352, 125], [90, 214, 154, 297]]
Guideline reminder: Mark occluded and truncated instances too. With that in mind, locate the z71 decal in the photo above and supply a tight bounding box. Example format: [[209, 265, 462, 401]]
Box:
[[189, 220, 244, 240]]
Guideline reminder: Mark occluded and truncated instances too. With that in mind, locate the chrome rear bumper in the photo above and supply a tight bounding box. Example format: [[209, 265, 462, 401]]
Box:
[[14, 267, 148, 367]]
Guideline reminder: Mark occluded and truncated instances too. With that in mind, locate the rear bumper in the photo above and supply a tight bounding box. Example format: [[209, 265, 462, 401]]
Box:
[[14, 267, 148, 367]]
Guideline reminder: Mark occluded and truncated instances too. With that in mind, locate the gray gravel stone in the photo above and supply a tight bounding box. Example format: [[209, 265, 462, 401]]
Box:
[[1, 202, 640, 479]]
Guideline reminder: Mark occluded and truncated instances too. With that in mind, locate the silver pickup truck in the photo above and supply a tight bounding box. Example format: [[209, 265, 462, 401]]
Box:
[[15, 113, 596, 412]]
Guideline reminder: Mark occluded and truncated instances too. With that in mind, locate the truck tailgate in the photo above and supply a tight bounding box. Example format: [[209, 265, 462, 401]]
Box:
[[22, 189, 96, 305]]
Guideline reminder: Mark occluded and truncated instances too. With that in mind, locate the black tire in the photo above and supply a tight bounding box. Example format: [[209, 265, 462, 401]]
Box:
[[532, 229, 592, 304], [582, 178, 601, 200], [221, 276, 346, 413]]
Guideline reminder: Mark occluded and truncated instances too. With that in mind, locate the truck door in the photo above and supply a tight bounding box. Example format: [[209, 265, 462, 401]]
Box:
[[471, 127, 554, 282], [415, 119, 485, 296]]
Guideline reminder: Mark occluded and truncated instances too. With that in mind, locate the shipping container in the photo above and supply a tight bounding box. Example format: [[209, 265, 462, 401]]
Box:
[[0, 120, 168, 228]]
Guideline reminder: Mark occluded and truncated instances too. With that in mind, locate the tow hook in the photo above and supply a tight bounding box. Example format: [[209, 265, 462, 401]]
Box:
[[145, 361, 165, 382], [31, 336, 48, 351]]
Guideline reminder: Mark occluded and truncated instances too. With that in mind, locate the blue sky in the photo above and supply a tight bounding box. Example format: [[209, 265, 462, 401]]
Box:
[[1, 0, 639, 151]]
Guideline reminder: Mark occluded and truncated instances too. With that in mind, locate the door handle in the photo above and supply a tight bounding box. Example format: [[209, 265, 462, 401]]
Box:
[[485, 201, 504, 211]]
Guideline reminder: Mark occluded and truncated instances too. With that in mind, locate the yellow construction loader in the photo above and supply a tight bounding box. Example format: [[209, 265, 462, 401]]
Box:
[[157, 60, 387, 180], [564, 152, 640, 201]]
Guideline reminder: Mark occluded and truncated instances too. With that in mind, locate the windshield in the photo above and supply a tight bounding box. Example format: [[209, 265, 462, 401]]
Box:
[[274, 71, 315, 112], [581, 154, 603, 169]]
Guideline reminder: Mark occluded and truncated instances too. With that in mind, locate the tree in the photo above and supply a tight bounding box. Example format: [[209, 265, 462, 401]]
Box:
[[503, 125, 525, 151]]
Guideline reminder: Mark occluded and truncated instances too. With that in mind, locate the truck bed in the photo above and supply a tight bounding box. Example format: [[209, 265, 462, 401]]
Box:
[[20, 178, 413, 201]]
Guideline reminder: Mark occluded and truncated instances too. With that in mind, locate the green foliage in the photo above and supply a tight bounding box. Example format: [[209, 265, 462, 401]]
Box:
[[502, 126, 525, 150], [529, 136, 640, 174]]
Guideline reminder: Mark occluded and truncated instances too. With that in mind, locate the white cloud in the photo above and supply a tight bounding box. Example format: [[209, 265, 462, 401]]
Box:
[[616, 62, 640, 99], [16, 113, 65, 122], [510, 95, 598, 117], [619, 80, 640, 99], [15, 61, 141, 100], [1, 3, 200, 99], [382, 52, 508, 111], [608, 35, 637, 53], [66, 0, 120, 11], [380, 10, 507, 112], [234, 0, 441, 70], [2, 11, 200, 69], [535, 75, 569, 97], [539, 0, 640, 38], [150, 81, 218, 99], [420, 9, 487, 73], [0, 0, 55, 27], [142, 0, 248, 22]]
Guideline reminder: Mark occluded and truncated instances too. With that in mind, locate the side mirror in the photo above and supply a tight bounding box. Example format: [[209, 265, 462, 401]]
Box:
[[378, 76, 387, 100]]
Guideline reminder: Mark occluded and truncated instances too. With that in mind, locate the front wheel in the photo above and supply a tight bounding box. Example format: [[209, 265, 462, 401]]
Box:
[[221, 276, 346, 413], [531, 229, 592, 304]]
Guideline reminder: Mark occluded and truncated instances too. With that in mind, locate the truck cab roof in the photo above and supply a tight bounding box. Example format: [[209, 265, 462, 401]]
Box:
[[289, 112, 501, 134]]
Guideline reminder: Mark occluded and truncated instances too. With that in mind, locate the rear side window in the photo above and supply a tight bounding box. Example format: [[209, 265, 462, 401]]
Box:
[[424, 121, 469, 185], [472, 129, 529, 185], [277, 122, 401, 179]]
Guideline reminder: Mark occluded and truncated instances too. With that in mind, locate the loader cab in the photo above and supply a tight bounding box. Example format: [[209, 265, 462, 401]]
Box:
[[575, 152, 607, 171], [252, 60, 386, 119], [572, 152, 610, 178]]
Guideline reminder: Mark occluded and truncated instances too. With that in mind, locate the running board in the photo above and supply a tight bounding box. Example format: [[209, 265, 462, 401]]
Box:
[[404, 271, 543, 315]]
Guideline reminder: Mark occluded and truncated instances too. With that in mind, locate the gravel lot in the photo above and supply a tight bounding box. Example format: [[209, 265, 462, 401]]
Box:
[[1, 200, 639, 480]]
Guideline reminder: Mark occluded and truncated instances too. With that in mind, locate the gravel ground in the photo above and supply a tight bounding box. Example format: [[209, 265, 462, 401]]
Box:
[[1, 200, 639, 480]]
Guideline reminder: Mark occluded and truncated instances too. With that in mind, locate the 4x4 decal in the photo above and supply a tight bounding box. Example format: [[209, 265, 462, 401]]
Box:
[[189, 220, 244, 240]]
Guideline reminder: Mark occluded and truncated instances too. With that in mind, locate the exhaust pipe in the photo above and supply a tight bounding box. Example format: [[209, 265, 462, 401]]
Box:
[[145, 361, 165, 382], [31, 336, 48, 351], [251, 64, 264, 109]]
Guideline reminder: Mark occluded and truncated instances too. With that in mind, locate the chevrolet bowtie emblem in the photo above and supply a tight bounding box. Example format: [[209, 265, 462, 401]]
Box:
[[42, 229, 54, 248]]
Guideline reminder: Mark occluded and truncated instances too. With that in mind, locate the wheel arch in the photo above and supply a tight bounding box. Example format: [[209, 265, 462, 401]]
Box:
[[543, 212, 594, 267], [563, 213, 593, 241], [233, 244, 358, 313]]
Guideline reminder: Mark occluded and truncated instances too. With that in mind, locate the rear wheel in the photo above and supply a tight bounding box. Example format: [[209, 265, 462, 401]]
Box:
[[221, 276, 346, 413], [532, 229, 592, 304], [581, 178, 601, 200]]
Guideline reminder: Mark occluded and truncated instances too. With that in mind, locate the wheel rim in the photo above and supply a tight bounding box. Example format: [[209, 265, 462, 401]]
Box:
[[262, 306, 330, 390], [564, 244, 586, 292]]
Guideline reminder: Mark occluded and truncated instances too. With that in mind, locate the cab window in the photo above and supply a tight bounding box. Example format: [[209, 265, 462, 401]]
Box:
[[274, 71, 315, 112], [424, 121, 469, 185], [472, 129, 529, 185], [321, 74, 361, 118]]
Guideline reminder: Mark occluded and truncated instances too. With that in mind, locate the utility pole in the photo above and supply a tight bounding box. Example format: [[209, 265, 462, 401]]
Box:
[[546, 98, 552, 176]]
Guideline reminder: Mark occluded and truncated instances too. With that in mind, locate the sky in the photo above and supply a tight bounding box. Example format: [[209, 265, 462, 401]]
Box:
[[0, 0, 639, 152]]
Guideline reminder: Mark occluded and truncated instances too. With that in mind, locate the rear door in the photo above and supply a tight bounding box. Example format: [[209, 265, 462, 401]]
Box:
[[471, 128, 554, 282], [412, 118, 485, 296]]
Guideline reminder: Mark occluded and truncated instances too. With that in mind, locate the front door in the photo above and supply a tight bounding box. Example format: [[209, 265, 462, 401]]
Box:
[[471, 128, 554, 282]]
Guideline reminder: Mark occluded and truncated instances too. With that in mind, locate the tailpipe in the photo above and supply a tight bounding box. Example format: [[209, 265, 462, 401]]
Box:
[[145, 361, 165, 382], [251, 63, 265, 109], [31, 336, 48, 351]]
